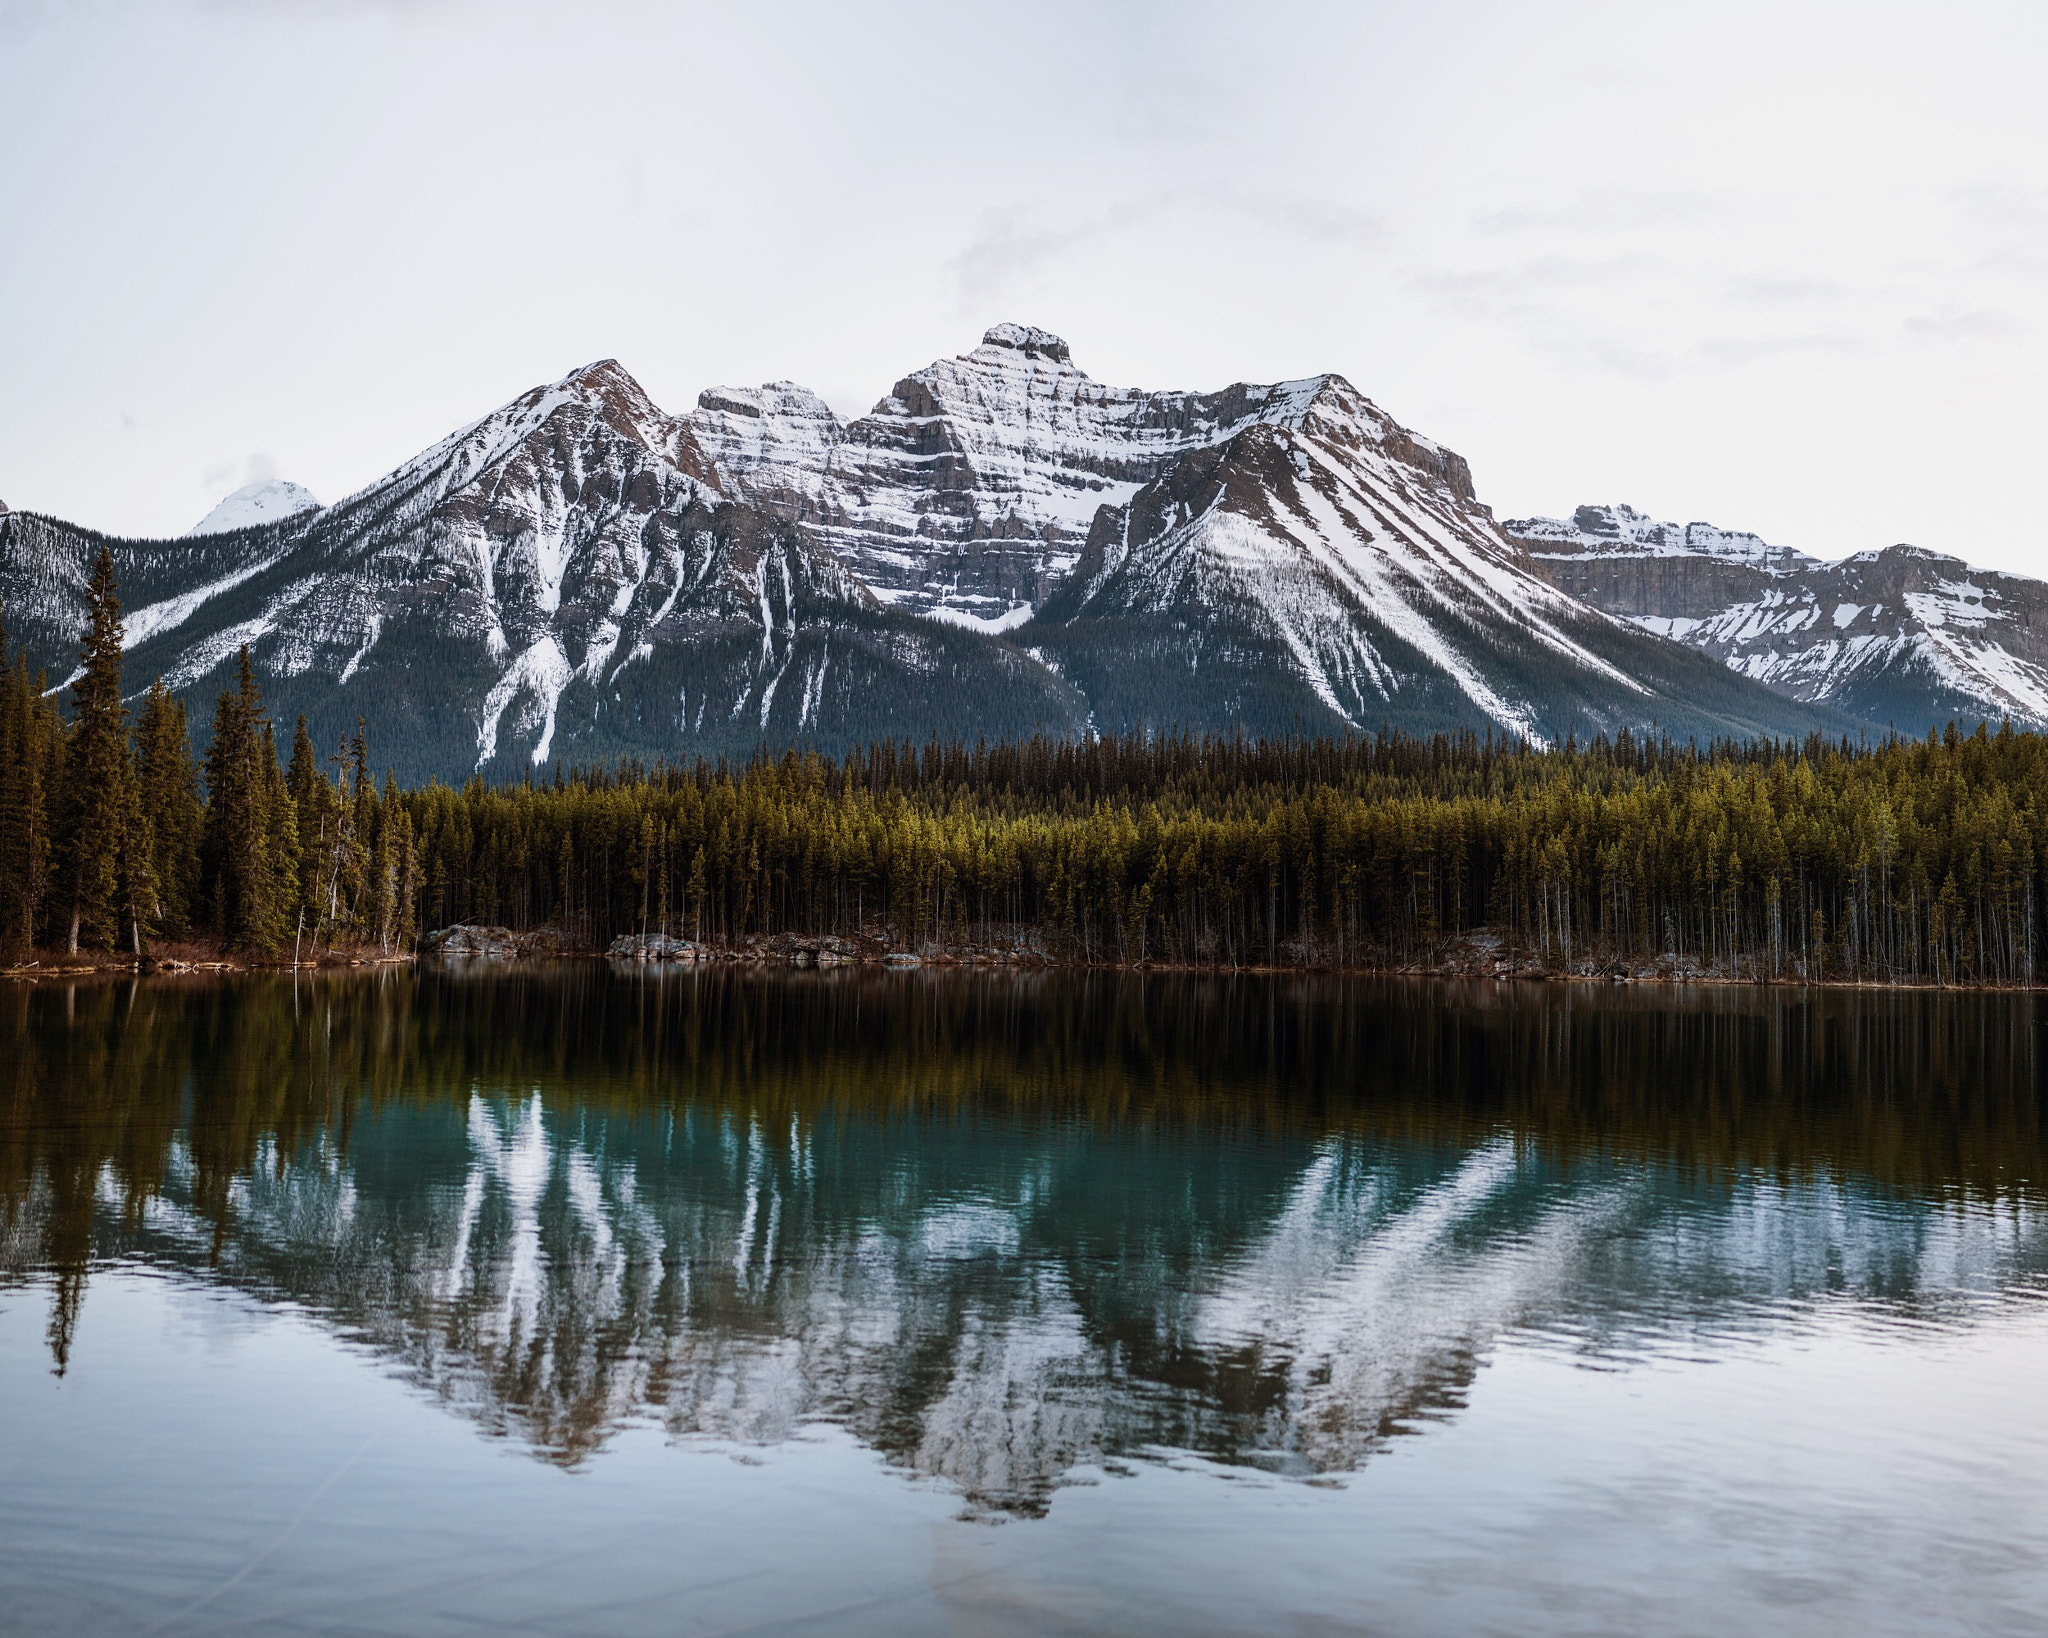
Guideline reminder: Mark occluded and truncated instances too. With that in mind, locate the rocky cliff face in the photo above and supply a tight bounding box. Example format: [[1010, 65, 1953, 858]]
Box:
[[1, 335, 1863, 781], [689, 329, 1843, 745], [1, 358, 1085, 782], [1507, 503, 2048, 732], [1022, 376, 1792, 743], [694, 324, 1464, 634]]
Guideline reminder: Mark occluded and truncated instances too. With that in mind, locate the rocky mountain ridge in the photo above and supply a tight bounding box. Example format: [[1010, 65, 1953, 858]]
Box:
[[2, 331, 1859, 782], [1507, 503, 2048, 732]]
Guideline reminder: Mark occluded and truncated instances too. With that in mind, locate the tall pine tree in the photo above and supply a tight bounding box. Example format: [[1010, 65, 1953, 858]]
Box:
[[57, 549, 148, 953], [0, 615, 58, 955], [134, 680, 204, 939], [201, 647, 297, 954]]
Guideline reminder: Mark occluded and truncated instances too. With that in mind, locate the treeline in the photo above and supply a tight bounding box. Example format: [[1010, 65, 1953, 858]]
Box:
[[1, 549, 417, 960], [7, 553, 2048, 985], [401, 721, 2044, 985]]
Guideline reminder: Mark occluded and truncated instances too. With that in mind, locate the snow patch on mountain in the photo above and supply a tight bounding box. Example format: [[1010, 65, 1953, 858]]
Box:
[[478, 637, 574, 766], [124, 550, 290, 648]]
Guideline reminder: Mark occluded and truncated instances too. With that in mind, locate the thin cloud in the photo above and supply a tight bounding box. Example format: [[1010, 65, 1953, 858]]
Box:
[[1696, 331, 1870, 365], [1410, 253, 1672, 309], [1902, 309, 2021, 342], [1474, 189, 1724, 236], [949, 199, 1172, 306], [950, 189, 1384, 305], [1722, 274, 1860, 308]]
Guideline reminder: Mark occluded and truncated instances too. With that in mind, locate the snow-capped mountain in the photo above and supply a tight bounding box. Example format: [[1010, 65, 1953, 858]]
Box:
[[694, 327, 1845, 745], [0, 333, 1858, 780], [1506, 504, 2048, 732], [1, 359, 1083, 781], [1018, 374, 1832, 743], [692, 323, 1232, 631], [188, 479, 321, 536]]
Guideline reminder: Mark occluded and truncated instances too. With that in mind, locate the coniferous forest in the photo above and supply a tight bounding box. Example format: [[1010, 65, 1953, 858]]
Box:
[[5, 549, 2048, 986]]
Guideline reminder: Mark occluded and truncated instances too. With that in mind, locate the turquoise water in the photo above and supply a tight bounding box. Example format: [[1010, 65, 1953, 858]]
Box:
[[2, 968, 2044, 1635]]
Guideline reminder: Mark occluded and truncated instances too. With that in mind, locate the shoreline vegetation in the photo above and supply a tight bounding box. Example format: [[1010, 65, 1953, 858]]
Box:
[[7, 549, 2048, 992]]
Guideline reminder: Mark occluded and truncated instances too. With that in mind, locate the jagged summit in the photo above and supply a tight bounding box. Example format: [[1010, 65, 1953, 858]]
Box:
[[977, 323, 1074, 363], [703, 327, 1372, 632], [0, 331, 1866, 781], [680, 328, 1847, 743], [685, 381, 841, 520]]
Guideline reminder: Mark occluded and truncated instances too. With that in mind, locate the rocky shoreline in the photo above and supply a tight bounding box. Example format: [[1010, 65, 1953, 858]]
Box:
[[6, 923, 2039, 992]]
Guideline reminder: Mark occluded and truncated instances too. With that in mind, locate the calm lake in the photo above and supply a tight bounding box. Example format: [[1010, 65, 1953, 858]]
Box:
[[2, 967, 2045, 1636]]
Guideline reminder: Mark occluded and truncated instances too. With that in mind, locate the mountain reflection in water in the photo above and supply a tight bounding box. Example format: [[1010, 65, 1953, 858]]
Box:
[[3, 967, 2045, 1516]]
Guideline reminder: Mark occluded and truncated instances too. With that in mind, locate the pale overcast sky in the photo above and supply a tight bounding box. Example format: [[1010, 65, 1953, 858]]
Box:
[[3, 0, 2045, 570]]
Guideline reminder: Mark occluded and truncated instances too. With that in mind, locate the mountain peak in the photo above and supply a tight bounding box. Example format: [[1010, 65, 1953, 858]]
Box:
[[557, 357, 658, 409], [187, 478, 321, 536], [562, 357, 632, 386], [977, 323, 1072, 364]]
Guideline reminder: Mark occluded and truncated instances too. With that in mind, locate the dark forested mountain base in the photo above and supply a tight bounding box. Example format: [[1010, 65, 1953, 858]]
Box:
[[6, 556, 2044, 986]]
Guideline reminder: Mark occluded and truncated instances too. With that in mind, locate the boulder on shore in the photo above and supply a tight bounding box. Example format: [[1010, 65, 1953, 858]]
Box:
[[422, 925, 571, 959], [607, 932, 699, 963], [423, 924, 520, 958]]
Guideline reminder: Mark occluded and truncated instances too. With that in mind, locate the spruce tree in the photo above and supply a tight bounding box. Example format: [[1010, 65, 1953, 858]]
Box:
[[57, 548, 140, 953], [201, 647, 295, 954], [286, 713, 333, 941], [389, 789, 419, 952], [368, 778, 395, 951], [259, 721, 300, 950], [319, 729, 367, 939], [134, 681, 203, 939], [202, 659, 253, 938], [0, 622, 56, 955]]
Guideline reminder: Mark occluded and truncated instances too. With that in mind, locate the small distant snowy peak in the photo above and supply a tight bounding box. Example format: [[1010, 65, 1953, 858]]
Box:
[[1503, 503, 1811, 573], [188, 479, 320, 536]]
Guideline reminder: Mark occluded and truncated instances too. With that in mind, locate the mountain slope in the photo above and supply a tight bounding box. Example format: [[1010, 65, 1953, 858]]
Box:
[[3, 362, 1085, 782], [693, 324, 1352, 632], [1506, 504, 2048, 732], [0, 333, 1873, 779], [1022, 379, 1853, 744]]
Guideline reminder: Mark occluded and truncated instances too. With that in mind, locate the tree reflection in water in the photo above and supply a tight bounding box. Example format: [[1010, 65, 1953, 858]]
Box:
[[3, 967, 2045, 1514]]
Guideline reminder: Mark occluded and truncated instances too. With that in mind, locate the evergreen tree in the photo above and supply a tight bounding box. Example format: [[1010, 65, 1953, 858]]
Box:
[[201, 647, 295, 954], [134, 680, 203, 939], [56, 548, 144, 953], [285, 713, 336, 943], [260, 721, 301, 950], [389, 787, 419, 952], [0, 624, 57, 955]]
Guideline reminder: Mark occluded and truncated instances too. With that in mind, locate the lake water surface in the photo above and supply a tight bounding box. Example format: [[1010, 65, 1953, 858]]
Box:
[[2, 967, 2045, 1636]]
